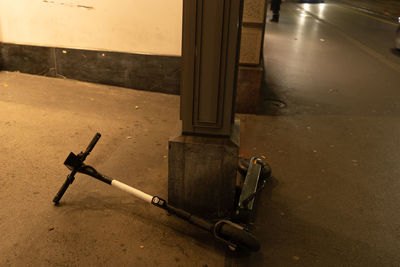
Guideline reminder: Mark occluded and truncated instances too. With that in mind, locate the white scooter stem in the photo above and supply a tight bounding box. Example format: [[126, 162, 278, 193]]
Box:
[[111, 180, 153, 203]]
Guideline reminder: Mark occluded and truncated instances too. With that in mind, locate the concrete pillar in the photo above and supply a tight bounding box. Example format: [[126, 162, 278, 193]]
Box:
[[236, 0, 267, 114], [168, 0, 243, 219]]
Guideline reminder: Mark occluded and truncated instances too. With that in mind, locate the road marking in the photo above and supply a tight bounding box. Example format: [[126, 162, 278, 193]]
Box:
[[335, 4, 398, 27], [295, 5, 400, 74]]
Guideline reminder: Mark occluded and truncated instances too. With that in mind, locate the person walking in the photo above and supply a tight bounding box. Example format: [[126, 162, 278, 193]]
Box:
[[270, 0, 282, 22]]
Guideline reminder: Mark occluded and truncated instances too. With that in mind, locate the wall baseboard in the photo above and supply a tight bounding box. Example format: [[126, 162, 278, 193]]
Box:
[[0, 43, 181, 95]]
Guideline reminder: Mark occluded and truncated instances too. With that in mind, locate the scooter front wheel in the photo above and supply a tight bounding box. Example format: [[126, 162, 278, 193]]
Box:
[[218, 223, 260, 252]]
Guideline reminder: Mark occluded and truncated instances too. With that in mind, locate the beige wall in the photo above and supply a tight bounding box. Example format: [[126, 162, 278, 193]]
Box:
[[0, 0, 183, 56]]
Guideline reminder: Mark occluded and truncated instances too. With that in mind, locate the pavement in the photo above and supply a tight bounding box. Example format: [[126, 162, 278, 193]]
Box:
[[0, 72, 227, 266], [1, 1, 400, 266]]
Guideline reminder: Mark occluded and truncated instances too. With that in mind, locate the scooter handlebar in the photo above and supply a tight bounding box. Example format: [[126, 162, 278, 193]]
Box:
[[53, 133, 101, 204], [82, 133, 101, 160], [53, 172, 76, 204]]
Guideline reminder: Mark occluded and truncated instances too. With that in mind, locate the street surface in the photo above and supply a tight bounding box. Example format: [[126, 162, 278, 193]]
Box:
[[335, 0, 400, 21], [1, 1, 400, 266], [231, 0, 400, 266]]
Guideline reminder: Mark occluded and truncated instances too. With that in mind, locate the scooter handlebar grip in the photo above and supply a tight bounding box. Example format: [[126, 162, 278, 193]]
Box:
[[52, 174, 74, 204], [83, 133, 101, 159]]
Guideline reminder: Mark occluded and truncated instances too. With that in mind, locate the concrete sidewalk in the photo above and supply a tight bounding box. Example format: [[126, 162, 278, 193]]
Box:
[[0, 71, 228, 266]]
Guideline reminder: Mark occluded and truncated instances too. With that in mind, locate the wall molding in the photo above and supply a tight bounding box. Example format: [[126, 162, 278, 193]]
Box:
[[0, 43, 181, 95]]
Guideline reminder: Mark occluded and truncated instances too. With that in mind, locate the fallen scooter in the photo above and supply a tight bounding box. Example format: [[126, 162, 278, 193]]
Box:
[[53, 133, 260, 252]]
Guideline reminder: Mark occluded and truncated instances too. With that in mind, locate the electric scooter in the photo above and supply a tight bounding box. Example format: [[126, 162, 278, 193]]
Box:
[[53, 133, 260, 252]]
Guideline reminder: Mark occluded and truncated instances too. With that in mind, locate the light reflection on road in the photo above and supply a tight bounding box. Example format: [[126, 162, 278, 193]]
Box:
[[317, 3, 326, 18]]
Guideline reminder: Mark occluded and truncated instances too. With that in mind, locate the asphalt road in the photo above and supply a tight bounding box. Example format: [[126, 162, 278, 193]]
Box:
[[230, 1, 400, 266], [261, 0, 400, 117]]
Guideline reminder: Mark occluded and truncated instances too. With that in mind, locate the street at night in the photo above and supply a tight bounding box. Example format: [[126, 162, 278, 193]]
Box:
[[0, 0, 399, 266], [234, 0, 400, 266]]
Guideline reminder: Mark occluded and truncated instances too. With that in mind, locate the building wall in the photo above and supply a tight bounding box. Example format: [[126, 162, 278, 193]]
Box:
[[0, 0, 183, 94], [0, 0, 183, 56]]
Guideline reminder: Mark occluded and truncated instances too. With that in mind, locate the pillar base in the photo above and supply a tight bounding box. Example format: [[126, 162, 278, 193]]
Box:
[[235, 66, 263, 114], [168, 120, 240, 219]]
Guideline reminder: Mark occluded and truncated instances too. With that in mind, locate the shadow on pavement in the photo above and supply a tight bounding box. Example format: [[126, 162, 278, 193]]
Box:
[[225, 175, 399, 266], [390, 48, 400, 57]]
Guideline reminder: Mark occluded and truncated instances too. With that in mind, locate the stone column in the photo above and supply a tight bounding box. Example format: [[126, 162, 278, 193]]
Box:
[[168, 0, 243, 219], [236, 0, 267, 114]]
